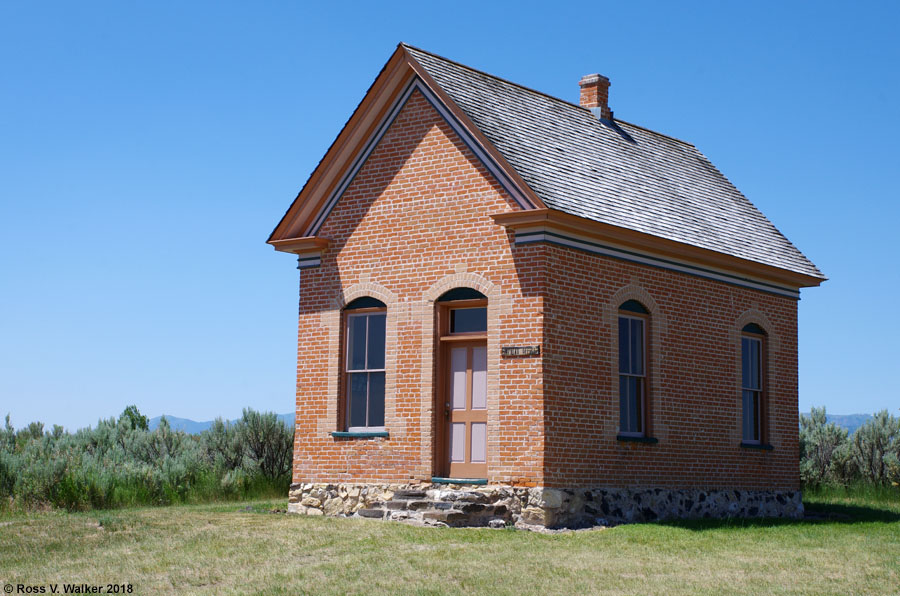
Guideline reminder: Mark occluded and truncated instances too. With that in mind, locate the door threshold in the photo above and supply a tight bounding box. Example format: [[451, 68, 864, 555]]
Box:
[[431, 477, 488, 485]]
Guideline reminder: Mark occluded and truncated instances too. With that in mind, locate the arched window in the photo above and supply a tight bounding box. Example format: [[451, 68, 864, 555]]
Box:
[[618, 300, 648, 436], [741, 323, 766, 444], [437, 288, 487, 334], [344, 297, 386, 431]]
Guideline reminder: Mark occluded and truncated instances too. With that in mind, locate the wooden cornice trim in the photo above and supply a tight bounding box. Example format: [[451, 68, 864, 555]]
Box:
[[492, 209, 825, 290], [269, 47, 414, 242], [402, 47, 546, 211], [269, 237, 330, 255], [270, 44, 547, 246]]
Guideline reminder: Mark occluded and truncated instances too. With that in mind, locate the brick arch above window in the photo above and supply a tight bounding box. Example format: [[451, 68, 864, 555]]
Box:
[[733, 308, 781, 354], [730, 307, 781, 448], [604, 282, 666, 440], [320, 280, 399, 437], [606, 282, 667, 334], [422, 272, 499, 303], [334, 281, 399, 310]]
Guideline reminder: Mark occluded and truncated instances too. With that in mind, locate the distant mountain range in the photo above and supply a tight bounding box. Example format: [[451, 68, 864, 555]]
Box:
[[147, 412, 875, 435], [824, 413, 872, 435], [148, 413, 293, 433]]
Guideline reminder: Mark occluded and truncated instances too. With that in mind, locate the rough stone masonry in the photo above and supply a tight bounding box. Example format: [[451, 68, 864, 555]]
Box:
[[288, 482, 803, 529]]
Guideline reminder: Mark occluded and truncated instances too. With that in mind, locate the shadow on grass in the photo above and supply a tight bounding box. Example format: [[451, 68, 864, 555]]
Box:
[[654, 500, 900, 531]]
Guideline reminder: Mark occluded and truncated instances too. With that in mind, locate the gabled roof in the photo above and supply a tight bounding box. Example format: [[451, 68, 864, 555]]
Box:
[[270, 43, 824, 288], [403, 44, 823, 281]]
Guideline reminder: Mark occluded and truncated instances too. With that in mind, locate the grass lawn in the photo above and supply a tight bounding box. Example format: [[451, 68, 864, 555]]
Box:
[[2, 489, 898, 595]]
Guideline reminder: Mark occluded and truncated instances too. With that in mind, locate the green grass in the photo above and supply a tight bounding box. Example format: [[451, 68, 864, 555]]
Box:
[[2, 492, 898, 595]]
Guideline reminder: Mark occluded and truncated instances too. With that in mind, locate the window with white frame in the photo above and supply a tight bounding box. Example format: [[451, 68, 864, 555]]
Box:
[[618, 300, 648, 436], [344, 298, 386, 431]]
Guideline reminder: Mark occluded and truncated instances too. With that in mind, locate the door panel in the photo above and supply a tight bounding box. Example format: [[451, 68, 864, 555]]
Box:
[[450, 347, 467, 410], [470, 422, 486, 463], [450, 423, 466, 463], [471, 347, 487, 409], [445, 342, 488, 478]]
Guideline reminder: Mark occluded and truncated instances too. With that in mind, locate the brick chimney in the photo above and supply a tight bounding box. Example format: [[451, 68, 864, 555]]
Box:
[[579, 73, 612, 119]]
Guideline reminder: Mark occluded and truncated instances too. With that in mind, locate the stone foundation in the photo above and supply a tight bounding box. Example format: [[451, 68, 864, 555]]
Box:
[[288, 483, 803, 528]]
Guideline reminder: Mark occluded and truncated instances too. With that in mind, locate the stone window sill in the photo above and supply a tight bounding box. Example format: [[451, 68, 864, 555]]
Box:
[[740, 442, 773, 450], [616, 434, 659, 444], [330, 431, 389, 438]]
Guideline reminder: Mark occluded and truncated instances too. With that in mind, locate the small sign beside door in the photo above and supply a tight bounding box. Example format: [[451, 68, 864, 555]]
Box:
[[501, 345, 540, 357]]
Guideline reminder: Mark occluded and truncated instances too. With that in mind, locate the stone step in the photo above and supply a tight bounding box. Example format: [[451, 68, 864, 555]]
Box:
[[422, 510, 469, 526], [357, 509, 386, 519], [392, 490, 427, 500]]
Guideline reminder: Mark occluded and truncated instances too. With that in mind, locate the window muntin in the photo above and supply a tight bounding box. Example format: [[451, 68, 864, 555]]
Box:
[[345, 311, 386, 430], [618, 313, 646, 436], [450, 307, 487, 334], [741, 333, 763, 443]]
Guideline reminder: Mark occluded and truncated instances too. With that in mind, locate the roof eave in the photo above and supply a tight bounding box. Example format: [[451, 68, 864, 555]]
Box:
[[492, 209, 826, 290], [268, 45, 414, 243], [269, 237, 330, 255], [268, 44, 544, 246]]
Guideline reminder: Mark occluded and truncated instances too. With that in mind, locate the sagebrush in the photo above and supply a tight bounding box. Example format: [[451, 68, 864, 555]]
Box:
[[0, 407, 293, 511], [800, 407, 900, 487]]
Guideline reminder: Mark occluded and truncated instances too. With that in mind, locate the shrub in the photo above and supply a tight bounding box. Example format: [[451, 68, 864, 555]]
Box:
[[239, 409, 293, 482], [847, 410, 899, 485], [800, 406, 848, 486], [0, 406, 292, 511]]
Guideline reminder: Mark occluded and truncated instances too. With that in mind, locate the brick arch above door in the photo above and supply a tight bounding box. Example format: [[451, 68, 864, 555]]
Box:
[[418, 272, 510, 481]]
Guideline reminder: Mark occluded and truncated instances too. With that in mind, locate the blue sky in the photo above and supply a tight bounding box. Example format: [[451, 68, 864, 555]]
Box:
[[1, 1, 898, 430]]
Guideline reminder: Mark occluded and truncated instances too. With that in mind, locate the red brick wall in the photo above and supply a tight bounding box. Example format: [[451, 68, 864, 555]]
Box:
[[542, 244, 800, 491], [293, 89, 545, 486], [291, 88, 801, 493]]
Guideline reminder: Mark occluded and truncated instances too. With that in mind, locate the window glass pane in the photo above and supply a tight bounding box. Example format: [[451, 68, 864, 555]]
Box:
[[750, 339, 760, 390], [619, 376, 629, 431], [742, 337, 761, 390], [619, 376, 641, 434], [633, 378, 643, 434], [366, 314, 385, 370], [742, 389, 761, 442], [741, 338, 750, 388], [348, 373, 368, 428], [348, 315, 367, 371], [742, 390, 751, 440], [367, 372, 385, 427], [618, 317, 629, 374], [750, 392, 760, 441], [450, 308, 487, 333], [631, 319, 644, 376]]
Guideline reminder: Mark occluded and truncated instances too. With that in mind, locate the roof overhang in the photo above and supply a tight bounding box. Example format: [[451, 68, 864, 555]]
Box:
[[268, 44, 544, 250], [492, 209, 825, 298]]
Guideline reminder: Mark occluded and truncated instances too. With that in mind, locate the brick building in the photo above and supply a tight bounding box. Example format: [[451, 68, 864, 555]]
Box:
[[268, 44, 825, 527]]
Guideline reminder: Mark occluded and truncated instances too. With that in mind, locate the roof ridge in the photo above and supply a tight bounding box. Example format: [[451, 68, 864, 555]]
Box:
[[613, 119, 694, 148], [400, 43, 695, 149], [400, 42, 584, 112]]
